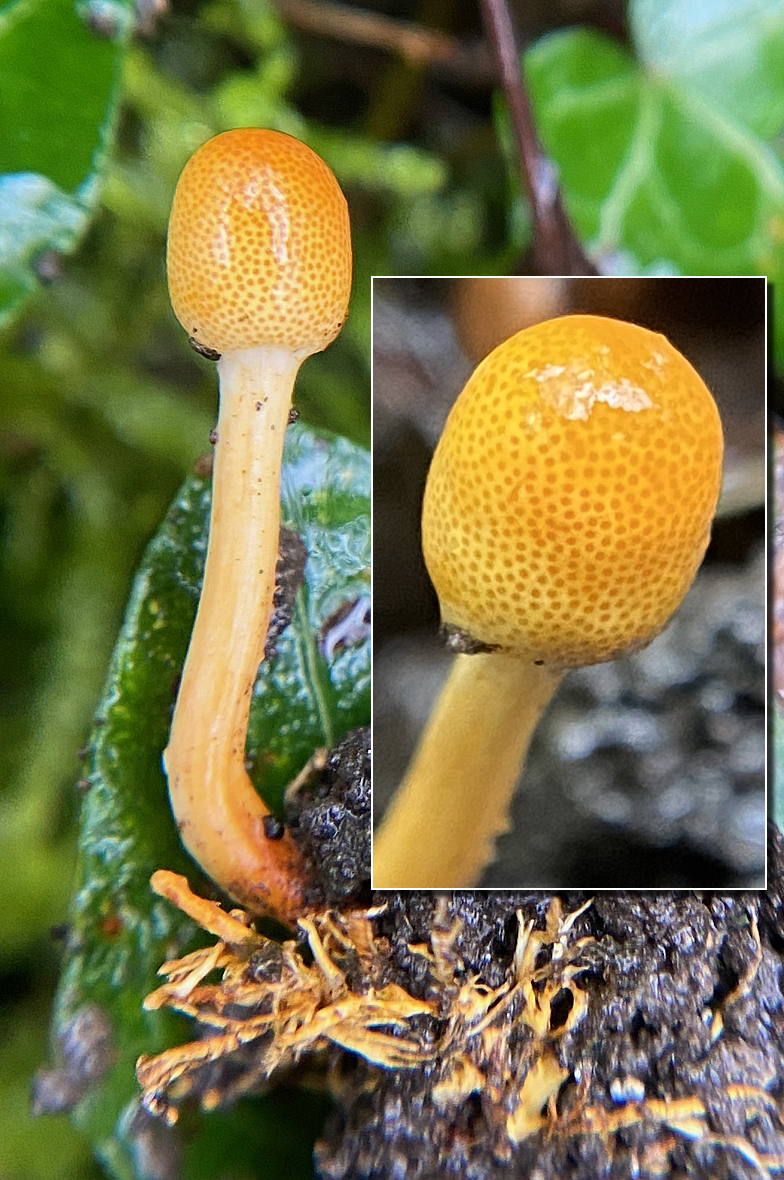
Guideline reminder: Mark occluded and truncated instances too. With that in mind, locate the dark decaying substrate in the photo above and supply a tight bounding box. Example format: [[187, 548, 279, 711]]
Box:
[[136, 725, 784, 1180], [316, 787, 784, 1179]]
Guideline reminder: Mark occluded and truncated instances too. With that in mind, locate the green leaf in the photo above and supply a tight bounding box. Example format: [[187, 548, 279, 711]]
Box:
[[0, 0, 130, 326], [630, 0, 784, 141], [524, 26, 784, 357], [776, 703, 784, 832], [248, 426, 371, 806], [52, 421, 369, 1179]]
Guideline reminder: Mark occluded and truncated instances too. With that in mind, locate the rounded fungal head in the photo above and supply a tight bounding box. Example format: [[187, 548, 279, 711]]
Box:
[[422, 314, 724, 667], [167, 128, 352, 356]]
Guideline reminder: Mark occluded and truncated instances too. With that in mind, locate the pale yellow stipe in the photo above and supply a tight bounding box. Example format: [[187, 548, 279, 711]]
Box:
[[165, 346, 311, 923], [373, 654, 562, 888]]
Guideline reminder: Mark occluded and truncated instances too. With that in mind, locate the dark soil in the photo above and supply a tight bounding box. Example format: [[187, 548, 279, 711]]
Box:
[[288, 731, 784, 1180], [287, 727, 372, 906]]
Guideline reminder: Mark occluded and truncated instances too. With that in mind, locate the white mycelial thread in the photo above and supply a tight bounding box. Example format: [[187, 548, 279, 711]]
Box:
[[525, 362, 655, 421]]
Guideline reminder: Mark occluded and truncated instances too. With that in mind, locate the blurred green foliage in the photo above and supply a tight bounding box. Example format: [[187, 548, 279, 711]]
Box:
[[0, 0, 130, 323], [0, 0, 782, 1178], [522, 0, 784, 351]]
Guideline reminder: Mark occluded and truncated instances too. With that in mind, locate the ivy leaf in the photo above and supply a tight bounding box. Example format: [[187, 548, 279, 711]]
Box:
[[523, 26, 784, 359], [630, 0, 784, 141], [0, 0, 130, 326], [51, 422, 369, 1180]]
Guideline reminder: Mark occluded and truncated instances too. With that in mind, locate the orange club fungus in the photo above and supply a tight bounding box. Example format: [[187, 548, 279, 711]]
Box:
[[373, 314, 724, 889], [163, 129, 351, 924]]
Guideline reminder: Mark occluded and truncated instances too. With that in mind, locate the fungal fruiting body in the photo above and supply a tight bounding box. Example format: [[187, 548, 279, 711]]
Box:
[[373, 314, 723, 889], [163, 129, 351, 924], [167, 129, 351, 357]]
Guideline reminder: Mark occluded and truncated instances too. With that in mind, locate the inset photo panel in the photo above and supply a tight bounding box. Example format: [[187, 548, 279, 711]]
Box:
[[372, 276, 766, 891]]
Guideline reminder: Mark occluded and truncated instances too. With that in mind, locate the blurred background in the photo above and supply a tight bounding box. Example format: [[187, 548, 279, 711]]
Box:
[[0, 0, 781, 1176], [372, 276, 767, 888]]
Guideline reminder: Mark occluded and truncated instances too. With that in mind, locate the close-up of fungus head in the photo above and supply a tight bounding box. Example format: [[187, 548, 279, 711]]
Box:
[[163, 128, 352, 924], [374, 313, 724, 889], [167, 128, 351, 358]]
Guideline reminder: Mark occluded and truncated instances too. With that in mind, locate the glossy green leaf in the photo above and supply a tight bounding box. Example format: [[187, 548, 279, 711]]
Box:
[[630, 0, 784, 141], [53, 421, 369, 1179], [523, 27, 784, 357], [247, 426, 371, 805], [0, 0, 130, 326]]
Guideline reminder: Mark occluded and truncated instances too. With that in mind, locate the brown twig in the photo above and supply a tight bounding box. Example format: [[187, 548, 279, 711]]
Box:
[[479, 0, 596, 276], [274, 0, 493, 85]]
